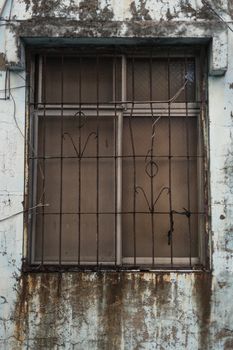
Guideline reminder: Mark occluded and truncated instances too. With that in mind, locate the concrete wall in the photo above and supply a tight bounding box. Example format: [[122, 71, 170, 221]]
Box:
[[0, 1, 233, 349]]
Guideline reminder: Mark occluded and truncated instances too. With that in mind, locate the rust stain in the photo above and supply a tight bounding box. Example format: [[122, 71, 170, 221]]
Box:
[[224, 338, 233, 350], [11, 272, 172, 347], [12, 272, 215, 349], [228, 0, 233, 19], [13, 274, 30, 346], [0, 53, 7, 71], [193, 272, 212, 350]]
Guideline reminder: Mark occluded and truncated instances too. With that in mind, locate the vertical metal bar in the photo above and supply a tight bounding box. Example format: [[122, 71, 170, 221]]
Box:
[[116, 55, 127, 266], [38, 56, 43, 104], [41, 54, 46, 267], [168, 55, 173, 266], [113, 54, 117, 267], [199, 48, 209, 267], [117, 111, 123, 266], [122, 55, 127, 108], [196, 50, 205, 265], [149, 53, 155, 267], [31, 111, 39, 264], [132, 56, 136, 265], [59, 55, 64, 267], [4, 68, 8, 100], [96, 56, 100, 266], [78, 56, 82, 265], [184, 57, 192, 267], [24, 58, 30, 265], [29, 55, 37, 264]]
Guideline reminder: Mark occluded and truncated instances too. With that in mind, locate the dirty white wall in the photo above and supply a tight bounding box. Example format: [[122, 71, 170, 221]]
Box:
[[0, 1, 233, 349]]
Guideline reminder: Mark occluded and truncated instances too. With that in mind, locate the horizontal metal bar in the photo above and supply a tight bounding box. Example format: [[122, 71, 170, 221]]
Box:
[[30, 155, 204, 160], [35, 211, 206, 215], [29, 257, 199, 267], [28, 51, 201, 58], [23, 264, 208, 273], [122, 257, 199, 265], [26, 256, 199, 269], [32, 102, 202, 107], [35, 111, 200, 118]]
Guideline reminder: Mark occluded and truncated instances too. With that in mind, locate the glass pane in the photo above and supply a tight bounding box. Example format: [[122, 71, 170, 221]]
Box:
[[127, 57, 195, 102], [35, 114, 116, 263], [43, 56, 119, 103], [122, 115, 199, 261]]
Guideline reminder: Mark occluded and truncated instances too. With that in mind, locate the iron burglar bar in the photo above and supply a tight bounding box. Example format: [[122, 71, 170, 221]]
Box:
[[25, 46, 207, 271]]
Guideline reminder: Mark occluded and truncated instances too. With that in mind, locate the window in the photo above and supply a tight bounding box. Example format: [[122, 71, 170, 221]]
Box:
[[26, 46, 207, 270]]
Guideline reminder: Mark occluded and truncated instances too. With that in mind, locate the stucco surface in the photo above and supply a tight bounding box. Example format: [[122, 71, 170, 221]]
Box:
[[0, 1, 233, 349]]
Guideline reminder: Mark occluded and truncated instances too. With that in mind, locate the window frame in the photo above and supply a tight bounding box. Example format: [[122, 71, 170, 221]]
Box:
[[24, 46, 209, 271]]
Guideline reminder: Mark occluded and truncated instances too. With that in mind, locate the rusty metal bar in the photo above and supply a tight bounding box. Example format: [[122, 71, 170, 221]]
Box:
[[37, 211, 205, 215], [113, 55, 117, 267], [168, 55, 173, 266], [131, 56, 137, 265], [185, 57, 192, 267], [59, 55, 64, 266], [31, 155, 205, 160], [117, 111, 123, 265], [78, 56, 82, 265], [96, 56, 100, 266], [149, 52, 155, 266], [41, 54, 46, 267]]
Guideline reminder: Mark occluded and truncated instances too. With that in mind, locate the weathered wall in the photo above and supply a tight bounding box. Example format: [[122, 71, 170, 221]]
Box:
[[0, 1, 233, 349]]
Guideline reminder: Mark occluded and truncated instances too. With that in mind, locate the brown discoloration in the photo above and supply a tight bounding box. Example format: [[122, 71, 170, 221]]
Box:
[[229, 83, 233, 89], [180, 0, 222, 20], [95, 273, 124, 349], [22, 0, 231, 20], [193, 273, 212, 349], [25, 0, 64, 17], [228, 0, 233, 19], [223, 123, 233, 218], [180, 0, 197, 17], [0, 53, 7, 71], [216, 327, 233, 340], [12, 274, 146, 347], [166, 8, 176, 21], [218, 281, 227, 288], [11, 15, 225, 40], [195, 4, 215, 20], [12, 272, 214, 349], [13, 274, 30, 346], [23, 0, 113, 20], [130, 0, 152, 21], [79, 0, 114, 21], [224, 338, 233, 350]]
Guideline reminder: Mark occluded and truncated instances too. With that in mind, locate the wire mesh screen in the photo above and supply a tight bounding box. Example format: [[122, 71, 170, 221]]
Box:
[[28, 48, 206, 270]]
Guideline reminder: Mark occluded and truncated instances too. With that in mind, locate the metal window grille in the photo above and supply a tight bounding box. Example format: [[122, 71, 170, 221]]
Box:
[[25, 46, 208, 271]]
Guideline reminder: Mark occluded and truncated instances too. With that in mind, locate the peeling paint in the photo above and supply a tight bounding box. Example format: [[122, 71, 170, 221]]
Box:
[[130, 0, 152, 21]]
